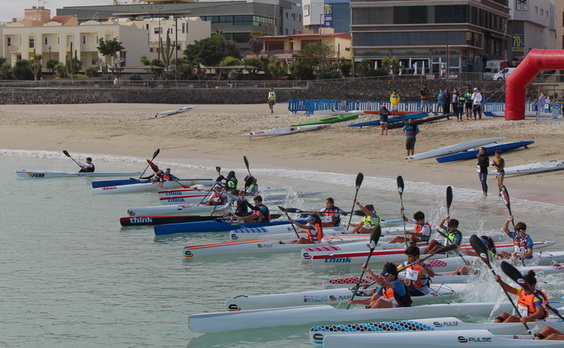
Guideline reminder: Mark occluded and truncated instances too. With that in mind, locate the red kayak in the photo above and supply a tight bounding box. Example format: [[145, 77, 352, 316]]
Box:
[[364, 110, 414, 115]]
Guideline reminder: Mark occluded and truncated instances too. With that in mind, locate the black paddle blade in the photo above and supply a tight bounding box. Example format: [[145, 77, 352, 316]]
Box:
[[355, 173, 364, 190], [226, 171, 235, 181], [243, 155, 250, 171], [397, 176, 404, 195], [216, 166, 221, 174], [63, 150, 71, 157], [277, 206, 288, 213], [500, 185, 510, 207], [215, 175, 225, 183], [151, 148, 160, 159], [469, 234, 491, 268], [500, 261, 533, 294], [369, 224, 382, 248], [446, 186, 453, 210]]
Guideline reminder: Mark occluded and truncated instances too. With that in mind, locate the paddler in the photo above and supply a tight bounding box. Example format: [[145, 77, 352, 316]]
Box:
[[233, 195, 270, 223], [317, 197, 347, 227], [388, 209, 431, 244], [398, 245, 435, 295], [348, 200, 380, 234], [244, 175, 259, 194], [425, 216, 462, 254], [141, 168, 165, 187], [226, 171, 238, 192], [347, 263, 412, 309], [78, 157, 95, 172], [205, 183, 229, 206], [499, 216, 533, 261], [162, 168, 180, 182], [493, 270, 549, 323], [288, 214, 323, 244]]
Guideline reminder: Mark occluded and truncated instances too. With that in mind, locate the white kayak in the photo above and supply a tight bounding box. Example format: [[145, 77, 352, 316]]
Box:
[[183, 235, 373, 258], [225, 283, 467, 311], [159, 191, 322, 205], [187, 301, 517, 333], [241, 124, 330, 137], [322, 329, 564, 348], [127, 203, 231, 217], [488, 160, 564, 176], [92, 179, 213, 194], [303, 241, 556, 264], [157, 187, 289, 198], [229, 223, 410, 241], [16, 170, 141, 178], [300, 235, 506, 259], [154, 105, 196, 117], [407, 137, 506, 160], [322, 263, 564, 289], [310, 316, 564, 345]]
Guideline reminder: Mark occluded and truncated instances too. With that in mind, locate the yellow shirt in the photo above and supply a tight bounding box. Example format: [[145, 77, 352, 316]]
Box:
[[390, 93, 400, 105]]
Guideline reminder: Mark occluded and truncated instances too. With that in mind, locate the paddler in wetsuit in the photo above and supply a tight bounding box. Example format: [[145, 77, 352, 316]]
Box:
[[288, 214, 323, 244], [397, 245, 434, 295], [78, 157, 95, 172], [347, 263, 412, 309], [317, 197, 347, 228], [348, 200, 380, 234], [425, 216, 462, 254]]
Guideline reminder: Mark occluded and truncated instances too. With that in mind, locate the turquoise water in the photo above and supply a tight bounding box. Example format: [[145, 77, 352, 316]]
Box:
[[2, 150, 564, 347]]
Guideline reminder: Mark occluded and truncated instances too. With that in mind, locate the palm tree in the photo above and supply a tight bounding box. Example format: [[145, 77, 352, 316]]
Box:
[[97, 37, 125, 75], [248, 31, 263, 57]]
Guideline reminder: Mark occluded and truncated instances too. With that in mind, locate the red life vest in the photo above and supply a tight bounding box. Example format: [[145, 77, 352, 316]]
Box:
[[513, 234, 530, 254]]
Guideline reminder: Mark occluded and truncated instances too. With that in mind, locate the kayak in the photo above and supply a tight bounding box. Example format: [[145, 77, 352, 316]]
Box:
[[322, 329, 564, 348], [16, 170, 141, 178], [157, 187, 288, 198], [387, 113, 449, 129], [322, 263, 564, 289], [436, 141, 534, 163], [187, 302, 517, 333], [300, 235, 505, 259], [155, 219, 306, 235], [229, 223, 410, 241], [154, 105, 195, 117], [487, 160, 564, 176], [92, 179, 213, 194], [158, 191, 322, 205], [485, 111, 556, 118], [119, 213, 283, 227], [290, 114, 359, 127], [348, 112, 428, 128], [310, 317, 564, 345], [182, 235, 372, 258], [127, 203, 231, 217], [407, 137, 506, 160], [224, 283, 467, 311], [241, 124, 330, 137], [302, 241, 556, 264], [92, 178, 149, 188], [364, 110, 414, 115]]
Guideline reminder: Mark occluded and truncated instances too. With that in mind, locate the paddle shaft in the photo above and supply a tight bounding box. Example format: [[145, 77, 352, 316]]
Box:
[[435, 228, 468, 263], [138, 149, 160, 179], [63, 150, 82, 168], [278, 206, 300, 238], [397, 176, 407, 247]]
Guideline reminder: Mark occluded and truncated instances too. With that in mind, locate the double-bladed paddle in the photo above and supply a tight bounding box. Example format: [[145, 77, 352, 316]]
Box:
[[63, 150, 82, 168], [346, 223, 382, 309], [500, 185, 516, 228], [397, 176, 408, 247], [137, 148, 160, 179], [346, 173, 364, 232], [500, 261, 564, 321], [278, 206, 301, 239], [437, 186, 467, 263], [244, 155, 251, 176], [469, 234, 531, 334]]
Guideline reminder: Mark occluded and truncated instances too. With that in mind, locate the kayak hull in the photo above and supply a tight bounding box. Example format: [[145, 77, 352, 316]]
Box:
[[407, 137, 506, 160], [155, 219, 304, 235], [436, 141, 534, 163], [241, 124, 330, 137], [348, 112, 428, 127], [92, 179, 213, 194], [17, 170, 141, 178], [128, 203, 231, 217], [291, 114, 359, 127]]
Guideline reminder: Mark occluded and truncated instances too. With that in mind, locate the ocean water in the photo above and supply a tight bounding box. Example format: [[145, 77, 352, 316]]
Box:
[[2, 149, 564, 348]]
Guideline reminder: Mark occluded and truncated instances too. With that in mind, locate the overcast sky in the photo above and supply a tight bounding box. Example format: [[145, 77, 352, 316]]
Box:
[[1, 0, 111, 22]]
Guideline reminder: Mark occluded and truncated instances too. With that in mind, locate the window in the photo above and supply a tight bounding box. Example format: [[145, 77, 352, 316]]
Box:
[[7, 37, 11, 46], [44, 37, 48, 45], [154, 27, 162, 34], [540, 9, 543, 16], [535, 6, 538, 13], [83, 36, 86, 44], [182, 23, 186, 33], [29, 37, 35, 48]]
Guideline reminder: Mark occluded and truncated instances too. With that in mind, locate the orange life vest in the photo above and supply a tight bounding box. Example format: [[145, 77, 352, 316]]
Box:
[[305, 223, 323, 242], [516, 289, 549, 319]]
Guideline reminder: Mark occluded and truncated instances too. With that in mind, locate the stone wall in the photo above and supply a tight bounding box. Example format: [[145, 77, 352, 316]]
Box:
[[0, 78, 535, 105]]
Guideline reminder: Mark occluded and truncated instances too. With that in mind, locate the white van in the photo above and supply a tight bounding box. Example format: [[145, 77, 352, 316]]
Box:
[[493, 67, 516, 81]]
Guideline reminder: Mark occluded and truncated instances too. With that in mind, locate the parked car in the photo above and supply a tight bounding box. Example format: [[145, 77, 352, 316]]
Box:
[[493, 67, 516, 81]]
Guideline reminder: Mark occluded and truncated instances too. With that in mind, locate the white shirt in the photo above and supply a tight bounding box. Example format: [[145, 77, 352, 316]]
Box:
[[471, 92, 483, 105]]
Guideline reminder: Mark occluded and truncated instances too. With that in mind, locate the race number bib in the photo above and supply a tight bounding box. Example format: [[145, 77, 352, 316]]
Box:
[[514, 246, 526, 254], [405, 268, 419, 281], [518, 304, 528, 317], [321, 216, 333, 223]]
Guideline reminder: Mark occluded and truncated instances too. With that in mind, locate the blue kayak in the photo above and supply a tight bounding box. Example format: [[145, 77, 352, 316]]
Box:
[[92, 178, 213, 188], [436, 141, 534, 163], [348, 112, 428, 128], [154, 219, 306, 235]]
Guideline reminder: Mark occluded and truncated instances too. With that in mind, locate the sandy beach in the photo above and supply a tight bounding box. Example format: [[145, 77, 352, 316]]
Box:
[[1, 103, 563, 205]]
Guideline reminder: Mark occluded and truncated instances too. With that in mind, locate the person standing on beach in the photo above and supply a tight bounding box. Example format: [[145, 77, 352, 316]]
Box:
[[457, 90, 465, 121], [380, 104, 390, 135], [477, 147, 489, 197], [491, 150, 505, 195], [267, 88, 276, 114], [437, 89, 446, 114], [471, 87, 483, 120], [464, 86, 473, 120], [420, 84, 430, 112], [389, 90, 400, 116], [402, 118, 419, 158], [78, 157, 95, 172]]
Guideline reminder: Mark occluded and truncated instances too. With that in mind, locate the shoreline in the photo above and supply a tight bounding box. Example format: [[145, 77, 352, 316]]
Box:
[[1, 103, 563, 206]]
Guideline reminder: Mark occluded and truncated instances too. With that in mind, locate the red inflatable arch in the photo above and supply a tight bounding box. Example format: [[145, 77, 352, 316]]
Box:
[[505, 49, 564, 120]]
